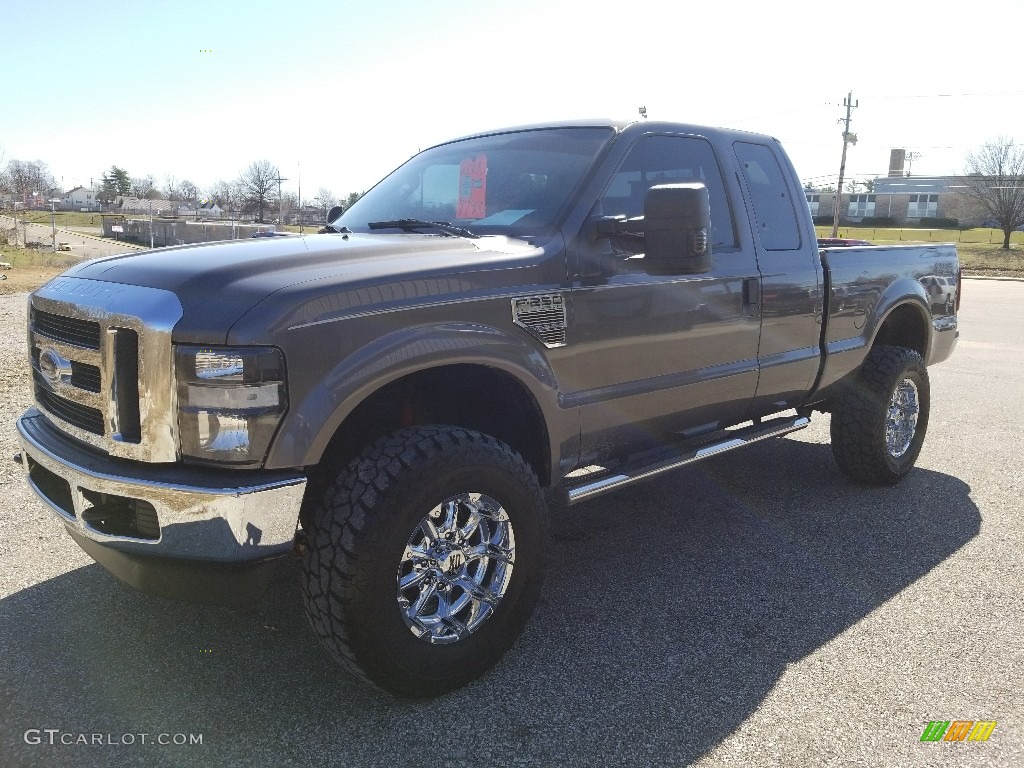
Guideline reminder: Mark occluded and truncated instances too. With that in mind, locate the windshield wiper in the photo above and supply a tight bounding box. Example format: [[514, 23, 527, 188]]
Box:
[[367, 219, 478, 238]]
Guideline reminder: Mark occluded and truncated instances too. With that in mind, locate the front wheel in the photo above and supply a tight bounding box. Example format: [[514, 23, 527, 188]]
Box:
[[830, 345, 930, 485], [301, 426, 546, 697]]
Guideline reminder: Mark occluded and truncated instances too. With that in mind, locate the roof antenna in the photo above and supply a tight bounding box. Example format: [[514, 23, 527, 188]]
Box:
[[638, 106, 648, 119]]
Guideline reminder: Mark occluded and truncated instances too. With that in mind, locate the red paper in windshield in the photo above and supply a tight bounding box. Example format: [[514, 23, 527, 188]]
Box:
[[456, 155, 487, 219]]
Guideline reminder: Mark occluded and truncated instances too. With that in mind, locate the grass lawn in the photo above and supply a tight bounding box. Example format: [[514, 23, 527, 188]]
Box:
[[0, 247, 81, 295], [815, 226, 1024, 277], [0, 247, 78, 268], [18, 211, 106, 229]]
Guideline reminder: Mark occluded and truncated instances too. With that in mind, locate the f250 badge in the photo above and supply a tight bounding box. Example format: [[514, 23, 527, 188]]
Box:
[[512, 294, 567, 348]]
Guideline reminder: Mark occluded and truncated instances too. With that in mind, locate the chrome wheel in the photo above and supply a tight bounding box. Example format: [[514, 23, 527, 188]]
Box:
[[397, 492, 516, 645], [886, 377, 920, 458]]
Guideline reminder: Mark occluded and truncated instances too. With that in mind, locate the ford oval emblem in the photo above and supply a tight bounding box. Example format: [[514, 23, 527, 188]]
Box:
[[38, 347, 71, 387]]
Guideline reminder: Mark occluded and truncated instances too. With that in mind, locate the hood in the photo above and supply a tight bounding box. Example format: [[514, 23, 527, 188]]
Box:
[[62, 233, 544, 343]]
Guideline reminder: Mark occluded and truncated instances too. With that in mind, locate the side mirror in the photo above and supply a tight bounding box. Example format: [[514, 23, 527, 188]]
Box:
[[644, 183, 712, 274], [326, 205, 344, 224]]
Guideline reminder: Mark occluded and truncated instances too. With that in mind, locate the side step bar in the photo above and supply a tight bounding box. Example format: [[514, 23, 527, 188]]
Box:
[[560, 415, 810, 505]]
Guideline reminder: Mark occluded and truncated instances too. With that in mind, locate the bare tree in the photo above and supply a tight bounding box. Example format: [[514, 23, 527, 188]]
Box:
[[131, 175, 156, 199], [237, 160, 279, 223], [208, 180, 238, 214], [279, 191, 298, 219], [960, 138, 1024, 249], [2, 159, 57, 200], [180, 180, 200, 206], [164, 174, 181, 202], [313, 187, 336, 218]]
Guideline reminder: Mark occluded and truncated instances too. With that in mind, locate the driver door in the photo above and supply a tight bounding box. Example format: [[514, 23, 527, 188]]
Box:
[[567, 133, 763, 463]]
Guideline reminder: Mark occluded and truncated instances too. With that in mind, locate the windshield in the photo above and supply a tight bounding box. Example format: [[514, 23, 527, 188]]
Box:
[[332, 127, 614, 237]]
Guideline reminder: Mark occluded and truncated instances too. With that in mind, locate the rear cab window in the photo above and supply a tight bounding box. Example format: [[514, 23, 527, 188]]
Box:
[[733, 141, 802, 251]]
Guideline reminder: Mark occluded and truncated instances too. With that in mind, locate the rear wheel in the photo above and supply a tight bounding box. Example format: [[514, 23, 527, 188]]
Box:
[[301, 425, 545, 697], [830, 345, 930, 485]]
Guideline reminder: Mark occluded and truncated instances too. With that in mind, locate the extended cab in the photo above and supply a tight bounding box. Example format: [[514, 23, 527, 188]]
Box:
[[17, 120, 959, 696]]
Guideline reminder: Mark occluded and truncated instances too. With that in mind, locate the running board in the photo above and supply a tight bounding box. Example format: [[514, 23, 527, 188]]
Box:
[[560, 415, 810, 505]]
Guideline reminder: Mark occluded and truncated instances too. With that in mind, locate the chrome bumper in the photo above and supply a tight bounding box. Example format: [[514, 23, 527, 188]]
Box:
[[17, 409, 307, 604]]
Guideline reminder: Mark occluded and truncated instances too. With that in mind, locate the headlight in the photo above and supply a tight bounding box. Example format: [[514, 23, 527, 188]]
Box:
[[175, 345, 287, 466]]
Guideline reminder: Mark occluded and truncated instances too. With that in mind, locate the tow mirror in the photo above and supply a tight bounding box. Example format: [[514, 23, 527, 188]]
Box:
[[644, 183, 712, 274]]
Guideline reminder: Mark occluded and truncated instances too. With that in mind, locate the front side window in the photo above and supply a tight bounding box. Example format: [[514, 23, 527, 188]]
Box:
[[599, 134, 737, 250], [334, 127, 613, 237]]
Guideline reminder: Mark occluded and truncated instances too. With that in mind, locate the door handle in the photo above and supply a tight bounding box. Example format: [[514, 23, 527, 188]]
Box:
[[743, 277, 761, 315]]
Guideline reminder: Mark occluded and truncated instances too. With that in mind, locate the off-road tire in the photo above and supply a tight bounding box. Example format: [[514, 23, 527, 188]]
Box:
[[830, 345, 930, 485], [301, 425, 545, 697]]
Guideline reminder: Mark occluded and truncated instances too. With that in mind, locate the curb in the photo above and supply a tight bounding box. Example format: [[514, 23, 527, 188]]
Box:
[[58, 227, 147, 250], [961, 275, 1024, 282]]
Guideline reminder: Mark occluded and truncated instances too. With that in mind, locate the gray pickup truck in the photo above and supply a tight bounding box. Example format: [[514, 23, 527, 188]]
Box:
[[17, 119, 959, 696]]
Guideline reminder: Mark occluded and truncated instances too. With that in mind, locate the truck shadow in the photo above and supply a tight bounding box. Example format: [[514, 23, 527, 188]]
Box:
[[0, 437, 978, 767]]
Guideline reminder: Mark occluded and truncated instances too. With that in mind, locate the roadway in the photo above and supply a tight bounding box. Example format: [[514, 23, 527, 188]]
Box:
[[1, 215, 145, 261], [0, 279, 1020, 767]]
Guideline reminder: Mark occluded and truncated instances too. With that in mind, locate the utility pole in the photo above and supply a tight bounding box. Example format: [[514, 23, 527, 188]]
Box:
[[905, 151, 922, 177], [273, 173, 289, 229], [49, 199, 62, 252], [831, 91, 859, 238]]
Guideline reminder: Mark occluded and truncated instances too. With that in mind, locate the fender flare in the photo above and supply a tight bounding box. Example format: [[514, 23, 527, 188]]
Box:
[[266, 322, 563, 469], [863, 277, 933, 358]]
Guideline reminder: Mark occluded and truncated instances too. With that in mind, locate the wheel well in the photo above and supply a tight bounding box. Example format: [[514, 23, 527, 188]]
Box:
[[302, 365, 552, 521], [873, 303, 928, 358]]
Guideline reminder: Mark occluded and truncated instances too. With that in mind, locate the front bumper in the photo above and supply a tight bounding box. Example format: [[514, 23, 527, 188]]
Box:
[[17, 408, 307, 606]]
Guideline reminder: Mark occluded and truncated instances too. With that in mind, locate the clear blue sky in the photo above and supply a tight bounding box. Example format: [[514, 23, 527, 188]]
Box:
[[3, 0, 1022, 199]]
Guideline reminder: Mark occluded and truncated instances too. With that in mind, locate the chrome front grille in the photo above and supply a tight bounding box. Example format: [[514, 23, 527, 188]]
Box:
[[33, 377, 106, 434], [33, 309, 101, 349], [71, 361, 102, 392], [28, 277, 183, 462]]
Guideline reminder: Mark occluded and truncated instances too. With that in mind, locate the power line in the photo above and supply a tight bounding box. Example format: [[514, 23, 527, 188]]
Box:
[[872, 88, 1024, 101]]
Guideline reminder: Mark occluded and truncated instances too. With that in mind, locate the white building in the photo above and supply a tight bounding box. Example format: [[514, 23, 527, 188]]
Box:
[[62, 186, 101, 211]]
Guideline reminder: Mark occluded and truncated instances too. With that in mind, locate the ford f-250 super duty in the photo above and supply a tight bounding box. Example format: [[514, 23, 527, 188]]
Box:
[[17, 119, 960, 697]]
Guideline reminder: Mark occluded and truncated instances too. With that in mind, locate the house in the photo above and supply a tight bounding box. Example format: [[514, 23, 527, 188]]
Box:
[[198, 201, 223, 218], [177, 201, 224, 219], [62, 187, 101, 211], [118, 197, 178, 216]]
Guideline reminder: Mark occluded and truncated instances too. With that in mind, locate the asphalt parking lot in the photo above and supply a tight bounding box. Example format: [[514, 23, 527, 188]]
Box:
[[1, 279, 1021, 768]]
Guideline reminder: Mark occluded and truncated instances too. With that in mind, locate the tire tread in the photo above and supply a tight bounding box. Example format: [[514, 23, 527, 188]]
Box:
[[830, 345, 930, 485], [300, 425, 543, 695]]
